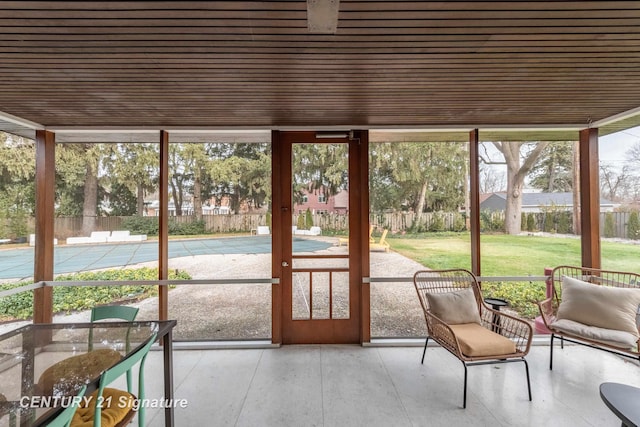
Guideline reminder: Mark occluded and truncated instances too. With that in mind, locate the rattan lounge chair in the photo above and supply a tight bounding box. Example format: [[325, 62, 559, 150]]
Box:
[[413, 268, 533, 408]]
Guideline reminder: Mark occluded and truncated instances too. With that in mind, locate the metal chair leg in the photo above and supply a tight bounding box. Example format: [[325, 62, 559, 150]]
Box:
[[549, 333, 554, 370], [523, 358, 532, 401], [421, 336, 429, 364], [462, 361, 468, 408]]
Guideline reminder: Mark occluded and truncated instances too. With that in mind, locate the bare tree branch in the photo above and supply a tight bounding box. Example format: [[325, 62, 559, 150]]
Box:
[[478, 142, 506, 165]]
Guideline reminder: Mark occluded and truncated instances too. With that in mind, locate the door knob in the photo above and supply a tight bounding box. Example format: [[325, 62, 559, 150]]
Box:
[[282, 261, 289, 267]]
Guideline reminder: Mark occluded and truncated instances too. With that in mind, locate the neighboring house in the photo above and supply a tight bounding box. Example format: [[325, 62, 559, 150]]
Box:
[[294, 189, 348, 215], [145, 200, 193, 216], [202, 205, 231, 215], [480, 192, 618, 213], [145, 196, 232, 216]]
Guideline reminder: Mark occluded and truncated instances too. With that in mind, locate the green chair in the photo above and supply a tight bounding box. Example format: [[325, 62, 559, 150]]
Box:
[[71, 333, 156, 427], [90, 305, 139, 326], [47, 385, 87, 427], [89, 305, 139, 392]]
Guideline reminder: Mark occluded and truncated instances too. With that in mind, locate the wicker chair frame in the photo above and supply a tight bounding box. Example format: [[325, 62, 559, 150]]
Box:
[[535, 265, 640, 370], [413, 268, 533, 408]]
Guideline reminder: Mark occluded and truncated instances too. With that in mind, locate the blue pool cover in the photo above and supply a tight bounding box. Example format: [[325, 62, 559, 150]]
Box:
[[0, 236, 331, 281]]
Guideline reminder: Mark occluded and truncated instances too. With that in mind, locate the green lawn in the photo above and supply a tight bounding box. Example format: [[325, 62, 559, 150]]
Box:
[[388, 233, 640, 276], [387, 233, 640, 319]]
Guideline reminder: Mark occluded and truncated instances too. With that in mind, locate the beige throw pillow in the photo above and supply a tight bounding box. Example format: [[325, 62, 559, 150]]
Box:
[[556, 276, 640, 337], [425, 287, 481, 325]]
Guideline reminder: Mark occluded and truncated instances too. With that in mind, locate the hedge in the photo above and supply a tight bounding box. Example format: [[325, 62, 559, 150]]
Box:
[[0, 267, 191, 321]]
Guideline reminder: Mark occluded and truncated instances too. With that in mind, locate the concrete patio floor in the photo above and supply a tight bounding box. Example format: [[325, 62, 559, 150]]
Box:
[[138, 342, 640, 427]]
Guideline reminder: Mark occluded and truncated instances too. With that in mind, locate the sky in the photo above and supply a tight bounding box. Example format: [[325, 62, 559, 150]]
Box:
[[479, 125, 640, 165], [477, 125, 640, 192], [599, 125, 640, 164]]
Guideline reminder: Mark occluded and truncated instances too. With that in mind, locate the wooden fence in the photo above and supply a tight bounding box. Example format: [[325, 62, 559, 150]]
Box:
[[12, 211, 639, 240]]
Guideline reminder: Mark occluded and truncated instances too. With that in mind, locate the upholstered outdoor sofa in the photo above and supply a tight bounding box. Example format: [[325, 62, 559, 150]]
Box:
[[536, 265, 640, 369]]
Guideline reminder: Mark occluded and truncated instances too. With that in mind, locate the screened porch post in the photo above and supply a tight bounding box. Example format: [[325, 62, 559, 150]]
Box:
[[271, 130, 283, 344], [356, 130, 371, 343], [579, 127, 601, 268], [469, 129, 481, 275], [159, 130, 169, 320], [33, 129, 55, 323]]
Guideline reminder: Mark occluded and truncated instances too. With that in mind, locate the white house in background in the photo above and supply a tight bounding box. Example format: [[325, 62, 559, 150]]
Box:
[[145, 200, 231, 216], [202, 205, 231, 215], [480, 192, 618, 213]]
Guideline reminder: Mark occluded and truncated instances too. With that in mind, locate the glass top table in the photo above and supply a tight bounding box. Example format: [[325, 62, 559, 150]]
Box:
[[0, 320, 176, 427], [600, 382, 640, 427]]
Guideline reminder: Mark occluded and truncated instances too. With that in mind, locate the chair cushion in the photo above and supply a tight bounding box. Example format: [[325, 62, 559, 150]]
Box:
[[449, 323, 517, 357], [37, 349, 122, 397], [550, 318, 639, 349], [557, 276, 640, 337], [425, 287, 481, 325], [71, 388, 136, 427]]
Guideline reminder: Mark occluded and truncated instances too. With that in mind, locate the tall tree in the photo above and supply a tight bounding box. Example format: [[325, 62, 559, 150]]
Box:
[[591, 141, 640, 204], [479, 165, 506, 194], [56, 144, 89, 216], [82, 145, 99, 234], [292, 143, 348, 205], [528, 142, 574, 192], [0, 133, 35, 238], [103, 182, 137, 216], [625, 141, 640, 165], [168, 144, 193, 216], [489, 141, 549, 234], [527, 141, 582, 233], [208, 143, 270, 213], [369, 144, 401, 211], [572, 141, 581, 235], [103, 143, 158, 215], [56, 143, 107, 234], [0, 133, 35, 188], [600, 163, 630, 201], [181, 144, 211, 220], [370, 141, 466, 213]]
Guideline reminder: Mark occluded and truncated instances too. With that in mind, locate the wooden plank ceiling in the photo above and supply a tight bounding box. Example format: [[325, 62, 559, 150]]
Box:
[[2, 1, 640, 133]]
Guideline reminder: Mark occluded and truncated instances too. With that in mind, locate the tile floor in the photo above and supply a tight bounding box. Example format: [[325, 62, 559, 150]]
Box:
[[140, 342, 640, 427]]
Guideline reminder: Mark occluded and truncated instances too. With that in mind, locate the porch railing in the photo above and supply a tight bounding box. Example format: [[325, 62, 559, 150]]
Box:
[[1, 275, 550, 342]]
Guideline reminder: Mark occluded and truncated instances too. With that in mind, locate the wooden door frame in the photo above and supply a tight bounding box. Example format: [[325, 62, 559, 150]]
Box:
[[271, 130, 369, 344]]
